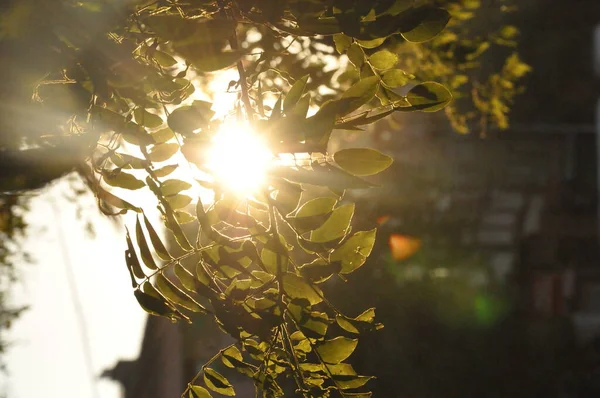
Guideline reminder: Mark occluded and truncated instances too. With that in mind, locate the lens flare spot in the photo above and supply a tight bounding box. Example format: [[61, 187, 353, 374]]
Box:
[[206, 122, 273, 194]]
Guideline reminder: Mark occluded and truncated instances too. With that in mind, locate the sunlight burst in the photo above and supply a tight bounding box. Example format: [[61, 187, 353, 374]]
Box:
[[206, 122, 273, 194]]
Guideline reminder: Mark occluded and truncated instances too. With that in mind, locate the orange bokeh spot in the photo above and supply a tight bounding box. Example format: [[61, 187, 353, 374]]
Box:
[[376, 215, 390, 225], [388, 234, 421, 261]]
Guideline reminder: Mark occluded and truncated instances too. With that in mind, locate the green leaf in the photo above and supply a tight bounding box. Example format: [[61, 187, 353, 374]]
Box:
[[182, 46, 246, 72], [104, 171, 145, 190], [174, 263, 197, 292], [381, 69, 411, 88], [333, 33, 352, 54], [336, 308, 383, 335], [347, 43, 365, 69], [168, 101, 214, 136], [296, 197, 337, 219], [310, 204, 354, 243], [221, 345, 243, 368], [268, 164, 374, 190], [153, 164, 178, 178], [325, 363, 357, 376], [299, 258, 342, 284], [166, 194, 192, 209], [98, 188, 140, 213], [340, 76, 380, 115], [291, 94, 311, 118], [204, 368, 235, 396], [161, 179, 192, 196], [134, 108, 163, 128], [356, 37, 386, 49], [155, 274, 205, 313], [134, 289, 179, 320], [333, 148, 392, 176], [261, 234, 290, 274], [174, 210, 195, 224], [282, 273, 323, 305], [142, 213, 171, 261], [369, 50, 398, 70], [125, 228, 145, 281], [148, 143, 179, 162], [153, 51, 178, 67], [405, 81, 452, 112], [135, 216, 158, 270], [111, 153, 147, 169], [401, 7, 450, 43], [316, 337, 358, 364], [288, 197, 337, 233], [288, 302, 330, 338], [330, 229, 377, 274], [335, 375, 373, 390], [283, 74, 309, 114], [151, 128, 176, 144], [189, 385, 212, 398]]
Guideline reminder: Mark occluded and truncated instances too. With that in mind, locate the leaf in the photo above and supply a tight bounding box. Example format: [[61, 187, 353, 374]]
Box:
[[151, 128, 176, 144], [316, 337, 358, 364], [148, 143, 179, 162], [166, 194, 193, 209], [161, 179, 192, 196], [175, 210, 195, 224], [168, 101, 215, 136], [401, 7, 450, 43], [153, 51, 178, 67], [299, 258, 342, 284], [369, 50, 398, 70], [134, 108, 163, 128], [356, 37, 386, 49], [282, 273, 323, 305], [136, 216, 158, 270], [296, 197, 337, 219], [268, 164, 374, 190], [283, 74, 309, 114], [154, 164, 178, 177], [134, 289, 179, 320], [143, 214, 171, 261], [111, 153, 147, 169], [222, 345, 243, 368], [97, 188, 140, 213], [347, 43, 365, 69], [310, 204, 354, 243], [340, 76, 380, 115], [182, 46, 246, 72], [104, 171, 145, 190], [389, 234, 421, 260], [288, 197, 337, 233], [330, 229, 377, 274], [174, 263, 197, 292], [155, 274, 205, 313], [335, 375, 373, 390], [404, 81, 452, 112], [325, 363, 356, 376], [291, 94, 311, 118], [125, 228, 144, 281], [336, 308, 383, 335], [189, 385, 212, 398], [381, 69, 410, 88], [334, 148, 392, 176], [333, 33, 352, 54], [204, 368, 235, 396]]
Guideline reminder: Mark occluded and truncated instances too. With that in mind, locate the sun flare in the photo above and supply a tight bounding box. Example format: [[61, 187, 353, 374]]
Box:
[[206, 122, 273, 194]]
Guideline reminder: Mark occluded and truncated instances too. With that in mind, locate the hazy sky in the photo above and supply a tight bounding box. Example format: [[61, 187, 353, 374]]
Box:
[[1, 182, 146, 398]]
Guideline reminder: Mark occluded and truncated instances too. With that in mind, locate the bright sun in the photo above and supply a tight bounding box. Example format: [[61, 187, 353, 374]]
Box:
[[206, 122, 273, 194]]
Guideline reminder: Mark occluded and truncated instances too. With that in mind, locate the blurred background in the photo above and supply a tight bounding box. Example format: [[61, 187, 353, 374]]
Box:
[[2, 0, 600, 397]]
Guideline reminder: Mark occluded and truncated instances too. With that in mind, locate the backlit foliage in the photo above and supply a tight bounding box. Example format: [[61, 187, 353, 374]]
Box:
[[0, 0, 495, 396]]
